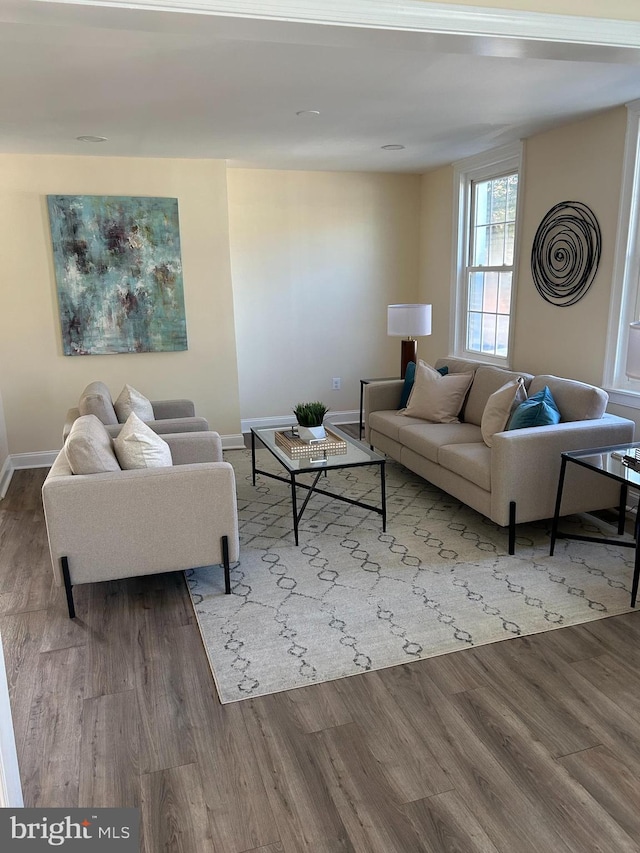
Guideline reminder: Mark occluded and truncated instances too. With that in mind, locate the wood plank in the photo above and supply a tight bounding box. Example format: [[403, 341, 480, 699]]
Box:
[[451, 686, 640, 853], [401, 790, 501, 853], [464, 638, 601, 757], [379, 662, 575, 853], [558, 745, 640, 843], [570, 652, 640, 718], [79, 690, 140, 808], [313, 722, 433, 853], [140, 763, 215, 853], [281, 679, 353, 734], [134, 582, 198, 775], [0, 609, 48, 755], [20, 645, 86, 807], [241, 693, 354, 853], [334, 669, 451, 801], [175, 623, 280, 853]]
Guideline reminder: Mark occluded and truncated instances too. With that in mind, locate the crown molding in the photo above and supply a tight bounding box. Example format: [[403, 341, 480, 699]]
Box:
[[32, 0, 640, 49]]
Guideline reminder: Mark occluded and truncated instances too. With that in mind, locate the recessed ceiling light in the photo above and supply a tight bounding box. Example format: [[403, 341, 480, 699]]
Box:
[[76, 135, 108, 143], [296, 110, 320, 117], [381, 144, 405, 150]]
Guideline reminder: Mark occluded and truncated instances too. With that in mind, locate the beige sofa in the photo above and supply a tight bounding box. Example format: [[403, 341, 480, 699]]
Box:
[[63, 380, 209, 439], [42, 427, 239, 617], [364, 357, 635, 553]]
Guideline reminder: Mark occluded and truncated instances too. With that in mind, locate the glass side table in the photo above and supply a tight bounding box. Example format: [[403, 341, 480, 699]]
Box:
[[549, 441, 640, 607]]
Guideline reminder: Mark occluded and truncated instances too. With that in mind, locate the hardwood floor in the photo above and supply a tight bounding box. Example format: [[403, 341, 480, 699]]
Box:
[[2, 466, 640, 852]]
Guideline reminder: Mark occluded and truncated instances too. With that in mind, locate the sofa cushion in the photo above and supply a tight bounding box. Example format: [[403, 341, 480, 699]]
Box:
[[399, 362, 448, 408], [481, 378, 528, 447], [527, 374, 608, 421], [114, 384, 155, 423], [509, 386, 561, 430], [464, 366, 533, 426], [113, 412, 173, 469], [438, 442, 492, 492], [369, 410, 428, 443], [400, 422, 483, 464], [77, 381, 118, 425], [404, 361, 473, 423], [64, 414, 121, 475]]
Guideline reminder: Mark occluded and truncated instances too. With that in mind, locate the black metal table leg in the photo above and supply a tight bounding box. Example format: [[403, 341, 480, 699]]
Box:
[[632, 509, 640, 608], [550, 456, 568, 556], [380, 460, 387, 531], [251, 430, 257, 486], [290, 473, 299, 546], [618, 483, 628, 536]]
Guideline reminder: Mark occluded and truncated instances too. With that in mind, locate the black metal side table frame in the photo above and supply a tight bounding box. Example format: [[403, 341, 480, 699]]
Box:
[[549, 444, 639, 607], [251, 429, 386, 546]]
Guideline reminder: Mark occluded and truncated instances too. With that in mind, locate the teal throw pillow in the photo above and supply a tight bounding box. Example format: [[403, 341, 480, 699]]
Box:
[[399, 362, 448, 409], [508, 385, 561, 430]]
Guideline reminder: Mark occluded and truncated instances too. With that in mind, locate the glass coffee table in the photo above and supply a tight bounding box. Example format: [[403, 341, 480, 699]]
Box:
[[251, 424, 386, 545], [549, 441, 640, 607]]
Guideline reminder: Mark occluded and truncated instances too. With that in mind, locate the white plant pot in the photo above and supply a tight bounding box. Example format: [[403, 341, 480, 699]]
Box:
[[297, 424, 326, 443]]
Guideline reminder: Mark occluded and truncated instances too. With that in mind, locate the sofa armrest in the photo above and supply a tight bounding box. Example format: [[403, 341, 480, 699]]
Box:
[[490, 414, 635, 527], [151, 398, 196, 419], [103, 416, 209, 437], [42, 460, 239, 586], [363, 380, 403, 441], [162, 430, 223, 464]]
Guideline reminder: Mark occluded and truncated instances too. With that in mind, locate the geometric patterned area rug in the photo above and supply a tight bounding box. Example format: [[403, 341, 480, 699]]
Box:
[[186, 448, 634, 704]]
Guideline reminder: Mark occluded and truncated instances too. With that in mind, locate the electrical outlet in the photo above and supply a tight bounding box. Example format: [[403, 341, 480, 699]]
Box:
[[332, 377, 341, 390]]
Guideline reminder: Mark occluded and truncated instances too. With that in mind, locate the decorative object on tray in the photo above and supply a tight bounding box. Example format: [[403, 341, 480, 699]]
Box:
[[292, 401, 329, 442], [275, 428, 347, 459]]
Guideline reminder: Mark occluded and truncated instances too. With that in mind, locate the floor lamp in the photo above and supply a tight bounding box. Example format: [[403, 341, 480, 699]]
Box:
[[387, 304, 432, 378]]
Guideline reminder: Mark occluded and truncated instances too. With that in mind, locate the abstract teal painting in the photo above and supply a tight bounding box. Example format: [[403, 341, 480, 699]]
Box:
[[47, 195, 188, 355]]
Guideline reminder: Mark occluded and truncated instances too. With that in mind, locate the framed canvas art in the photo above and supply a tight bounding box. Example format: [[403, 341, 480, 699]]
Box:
[[47, 194, 188, 355]]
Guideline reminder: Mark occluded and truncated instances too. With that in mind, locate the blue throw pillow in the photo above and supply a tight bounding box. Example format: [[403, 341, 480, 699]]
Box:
[[508, 385, 561, 429], [399, 362, 448, 409]]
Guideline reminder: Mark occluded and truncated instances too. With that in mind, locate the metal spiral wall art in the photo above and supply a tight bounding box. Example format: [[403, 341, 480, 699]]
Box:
[[530, 201, 601, 307]]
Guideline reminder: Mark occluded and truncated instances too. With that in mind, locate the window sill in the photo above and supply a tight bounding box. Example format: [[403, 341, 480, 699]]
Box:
[[605, 387, 640, 410]]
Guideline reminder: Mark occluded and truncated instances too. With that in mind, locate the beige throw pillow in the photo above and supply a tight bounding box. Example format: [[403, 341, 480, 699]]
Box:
[[114, 384, 155, 423], [481, 378, 528, 447], [64, 414, 121, 475], [403, 360, 473, 423], [113, 412, 173, 469]]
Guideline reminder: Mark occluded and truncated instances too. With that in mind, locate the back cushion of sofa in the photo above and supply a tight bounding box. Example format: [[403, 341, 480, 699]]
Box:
[[528, 375, 608, 421], [463, 366, 534, 426], [77, 380, 118, 425]]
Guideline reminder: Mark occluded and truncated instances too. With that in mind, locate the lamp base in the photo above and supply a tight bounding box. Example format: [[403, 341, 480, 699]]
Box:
[[400, 339, 417, 379]]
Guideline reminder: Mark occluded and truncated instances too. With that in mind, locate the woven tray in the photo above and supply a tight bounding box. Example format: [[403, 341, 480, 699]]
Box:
[[275, 428, 348, 459]]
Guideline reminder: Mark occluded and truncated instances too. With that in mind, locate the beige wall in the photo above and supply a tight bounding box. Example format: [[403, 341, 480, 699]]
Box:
[[512, 107, 627, 382], [421, 0, 640, 19], [418, 165, 455, 366], [0, 155, 240, 456], [227, 169, 422, 420], [419, 107, 628, 387]]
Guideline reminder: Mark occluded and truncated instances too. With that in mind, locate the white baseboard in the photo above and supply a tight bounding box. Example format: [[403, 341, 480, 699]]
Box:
[[221, 433, 246, 450], [241, 410, 359, 433], [11, 451, 59, 470]]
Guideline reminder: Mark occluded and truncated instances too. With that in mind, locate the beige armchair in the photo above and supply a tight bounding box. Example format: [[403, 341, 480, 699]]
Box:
[[63, 380, 209, 440], [42, 430, 239, 618]]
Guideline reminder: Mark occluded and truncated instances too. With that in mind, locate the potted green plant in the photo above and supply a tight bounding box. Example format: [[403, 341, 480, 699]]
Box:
[[293, 401, 329, 442]]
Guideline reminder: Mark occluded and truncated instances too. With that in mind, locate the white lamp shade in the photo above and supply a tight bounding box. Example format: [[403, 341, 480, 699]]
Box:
[[387, 304, 432, 337], [626, 321, 640, 378]]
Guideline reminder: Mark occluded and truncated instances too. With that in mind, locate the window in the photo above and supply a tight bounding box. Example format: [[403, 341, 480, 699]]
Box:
[[452, 144, 522, 365], [603, 98, 640, 405]]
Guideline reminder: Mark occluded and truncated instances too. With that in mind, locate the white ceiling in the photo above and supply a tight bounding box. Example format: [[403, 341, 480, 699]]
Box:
[[4, 0, 640, 172]]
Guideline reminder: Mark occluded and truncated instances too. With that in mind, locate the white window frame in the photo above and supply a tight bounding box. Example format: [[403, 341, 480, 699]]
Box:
[[603, 98, 640, 408], [451, 142, 524, 367]]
